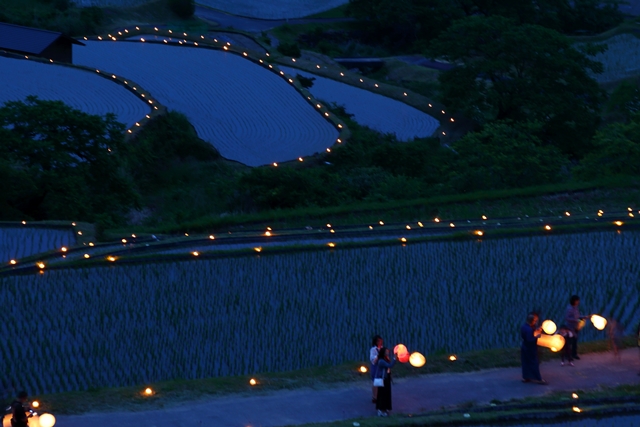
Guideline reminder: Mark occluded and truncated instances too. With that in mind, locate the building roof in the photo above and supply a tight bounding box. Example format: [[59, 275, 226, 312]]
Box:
[[0, 22, 84, 55]]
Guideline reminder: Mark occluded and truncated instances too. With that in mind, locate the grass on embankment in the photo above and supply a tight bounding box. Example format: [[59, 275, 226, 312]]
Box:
[[105, 177, 640, 237], [25, 337, 634, 416]]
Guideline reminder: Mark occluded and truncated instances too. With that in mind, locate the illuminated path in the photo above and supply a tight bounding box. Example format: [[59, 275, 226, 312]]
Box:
[[58, 349, 640, 426]]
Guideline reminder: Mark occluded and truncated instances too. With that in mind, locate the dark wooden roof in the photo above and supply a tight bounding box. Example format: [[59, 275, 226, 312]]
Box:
[[0, 22, 85, 55]]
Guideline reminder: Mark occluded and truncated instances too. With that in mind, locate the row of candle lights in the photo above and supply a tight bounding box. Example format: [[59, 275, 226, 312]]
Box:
[[6, 208, 636, 269], [86, 27, 348, 155]]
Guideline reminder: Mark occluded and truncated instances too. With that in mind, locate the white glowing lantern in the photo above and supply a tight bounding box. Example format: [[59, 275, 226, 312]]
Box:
[[590, 315, 607, 331], [409, 352, 426, 368], [541, 320, 557, 335], [39, 413, 56, 427], [537, 334, 565, 352]]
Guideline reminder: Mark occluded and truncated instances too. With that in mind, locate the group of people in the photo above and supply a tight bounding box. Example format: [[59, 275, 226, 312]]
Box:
[[367, 294, 603, 416], [521, 294, 590, 384]]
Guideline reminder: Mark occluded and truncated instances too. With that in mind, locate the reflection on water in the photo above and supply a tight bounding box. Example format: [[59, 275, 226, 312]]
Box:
[[484, 414, 640, 427]]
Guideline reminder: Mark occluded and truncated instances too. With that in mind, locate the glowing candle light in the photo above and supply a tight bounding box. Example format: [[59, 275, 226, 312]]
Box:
[[107, 256, 116, 262], [328, 242, 336, 247], [572, 407, 581, 413], [144, 388, 152, 395], [249, 379, 257, 386], [572, 393, 579, 399], [482, 215, 487, 220], [78, 231, 83, 235], [614, 221, 623, 226], [400, 237, 407, 243], [434, 218, 440, 223], [544, 225, 552, 230], [84, 254, 90, 259], [273, 163, 278, 167], [209, 235, 215, 240], [359, 366, 368, 373], [449, 355, 457, 361], [298, 157, 303, 162], [542, 320, 557, 335], [10, 260, 17, 265], [254, 247, 262, 252], [418, 222, 424, 227], [449, 223, 455, 228], [37, 262, 45, 269], [122, 239, 127, 243], [379, 221, 384, 225], [475, 230, 484, 236], [31, 401, 39, 408], [61, 247, 67, 252]]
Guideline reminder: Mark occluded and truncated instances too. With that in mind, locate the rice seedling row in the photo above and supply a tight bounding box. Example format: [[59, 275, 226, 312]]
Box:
[[280, 66, 439, 140], [73, 41, 339, 166], [1, 231, 637, 395], [0, 56, 150, 128], [0, 228, 76, 262]]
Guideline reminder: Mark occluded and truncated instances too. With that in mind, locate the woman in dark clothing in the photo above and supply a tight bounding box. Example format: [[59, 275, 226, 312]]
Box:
[[375, 346, 397, 417], [521, 313, 547, 384]]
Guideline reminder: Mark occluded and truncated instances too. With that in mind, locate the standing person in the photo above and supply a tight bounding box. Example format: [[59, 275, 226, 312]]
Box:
[[369, 335, 383, 403], [375, 347, 396, 417], [557, 325, 574, 366], [521, 313, 547, 384], [10, 391, 29, 427], [608, 318, 624, 362], [565, 295, 587, 360]]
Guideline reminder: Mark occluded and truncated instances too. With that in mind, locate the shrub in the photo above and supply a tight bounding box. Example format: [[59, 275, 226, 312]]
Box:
[[277, 42, 301, 58], [168, 0, 195, 19]]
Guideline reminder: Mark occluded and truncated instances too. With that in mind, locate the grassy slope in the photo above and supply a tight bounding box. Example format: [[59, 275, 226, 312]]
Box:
[[104, 177, 640, 236]]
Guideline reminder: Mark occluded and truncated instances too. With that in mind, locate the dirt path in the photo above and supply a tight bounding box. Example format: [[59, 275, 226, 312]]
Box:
[[57, 348, 640, 427]]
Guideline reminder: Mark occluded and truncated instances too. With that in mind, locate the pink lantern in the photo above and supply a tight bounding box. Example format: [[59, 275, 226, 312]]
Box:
[[394, 344, 410, 363]]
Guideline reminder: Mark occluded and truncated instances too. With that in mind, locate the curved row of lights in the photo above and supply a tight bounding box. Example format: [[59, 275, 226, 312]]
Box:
[[84, 27, 348, 162], [6, 207, 637, 270]]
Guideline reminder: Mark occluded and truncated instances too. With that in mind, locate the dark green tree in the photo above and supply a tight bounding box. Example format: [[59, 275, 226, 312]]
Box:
[[574, 113, 640, 180], [447, 121, 568, 192], [0, 96, 137, 222], [428, 16, 605, 157], [168, 0, 195, 19]]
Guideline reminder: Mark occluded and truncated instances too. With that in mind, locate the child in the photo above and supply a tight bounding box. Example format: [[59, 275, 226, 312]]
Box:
[[558, 325, 574, 366]]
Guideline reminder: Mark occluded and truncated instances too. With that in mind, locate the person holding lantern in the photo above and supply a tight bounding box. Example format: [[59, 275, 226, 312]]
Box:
[[369, 335, 383, 403], [375, 347, 396, 417], [521, 313, 547, 384], [10, 391, 29, 427], [565, 295, 588, 360]]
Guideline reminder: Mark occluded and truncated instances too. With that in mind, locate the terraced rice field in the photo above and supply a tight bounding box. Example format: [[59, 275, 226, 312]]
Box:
[[586, 33, 640, 83], [73, 41, 338, 166], [281, 66, 439, 140], [72, 0, 348, 18], [0, 227, 75, 262], [1, 231, 637, 395], [195, 0, 349, 18], [0, 56, 149, 128]]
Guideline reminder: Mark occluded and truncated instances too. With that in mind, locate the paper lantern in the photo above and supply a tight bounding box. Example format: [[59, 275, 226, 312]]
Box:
[[409, 352, 426, 368], [537, 334, 565, 352], [541, 320, 557, 335], [39, 414, 56, 427], [393, 344, 407, 355], [591, 315, 607, 331], [398, 352, 410, 363], [576, 319, 586, 331]]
